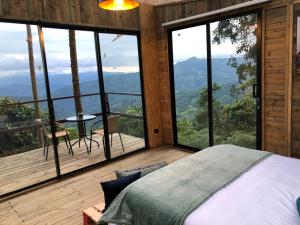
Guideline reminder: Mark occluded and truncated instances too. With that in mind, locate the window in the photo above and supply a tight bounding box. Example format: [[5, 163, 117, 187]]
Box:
[[170, 12, 260, 150], [0, 23, 147, 197]]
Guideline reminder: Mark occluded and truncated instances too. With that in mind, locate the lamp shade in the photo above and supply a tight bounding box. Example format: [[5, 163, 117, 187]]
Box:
[[98, 0, 139, 11]]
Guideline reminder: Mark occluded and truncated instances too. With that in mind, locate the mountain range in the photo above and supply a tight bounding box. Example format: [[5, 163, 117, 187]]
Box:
[[0, 57, 239, 119]]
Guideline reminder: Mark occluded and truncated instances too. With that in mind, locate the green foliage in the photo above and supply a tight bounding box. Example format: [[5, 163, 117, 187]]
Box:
[[177, 119, 209, 148], [0, 97, 48, 157], [213, 14, 257, 95], [215, 131, 256, 149], [177, 14, 258, 149], [65, 127, 78, 140], [118, 105, 144, 138]]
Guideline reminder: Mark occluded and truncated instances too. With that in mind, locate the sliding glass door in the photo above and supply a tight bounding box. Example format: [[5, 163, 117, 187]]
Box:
[[210, 14, 259, 148], [0, 23, 57, 196], [169, 12, 261, 150], [98, 33, 146, 159], [42, 28, 107, 174], [171, 25, 209, 149], [0, 23, 147, 198]]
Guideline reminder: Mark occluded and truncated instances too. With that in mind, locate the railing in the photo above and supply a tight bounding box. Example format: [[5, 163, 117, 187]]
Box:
[[0, 91, 144, 134]]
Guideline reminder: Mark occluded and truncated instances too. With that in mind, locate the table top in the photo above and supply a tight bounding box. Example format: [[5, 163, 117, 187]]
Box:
[[66, 114, 96, 122]]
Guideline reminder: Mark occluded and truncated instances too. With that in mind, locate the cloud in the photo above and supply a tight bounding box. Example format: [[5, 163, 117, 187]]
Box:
[[172, 22, 238, 64], [0, 23, 140, 77]]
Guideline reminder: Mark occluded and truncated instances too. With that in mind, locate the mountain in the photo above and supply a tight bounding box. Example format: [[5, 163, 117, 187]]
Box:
[[0, 57, 240, 120], [174, 57, 238, 91]]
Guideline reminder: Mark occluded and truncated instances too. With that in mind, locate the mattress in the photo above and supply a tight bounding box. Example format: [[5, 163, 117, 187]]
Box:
[[184, 154, 300, 225]]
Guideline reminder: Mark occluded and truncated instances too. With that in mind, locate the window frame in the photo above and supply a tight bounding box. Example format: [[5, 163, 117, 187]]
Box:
[[0, 19, 148, 199]]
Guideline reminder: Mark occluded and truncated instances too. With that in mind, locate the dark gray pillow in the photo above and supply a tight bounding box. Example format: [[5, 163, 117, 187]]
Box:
[[115, 161, 167, 179], [101, 172, 141, 212]]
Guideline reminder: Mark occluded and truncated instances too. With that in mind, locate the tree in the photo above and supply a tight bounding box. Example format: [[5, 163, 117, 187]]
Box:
[[26, 25, 42, 146], [69, 30, 84, 137], [69, 29, 83, 114], [118, 105, 144, 138], [26, 25, 40, 119], [0, 98, 48, 157], [194, 83, 222, 130], [212, 14, 257, 96]]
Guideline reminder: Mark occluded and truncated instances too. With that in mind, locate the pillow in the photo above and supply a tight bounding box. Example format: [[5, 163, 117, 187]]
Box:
[[100, 171, 141, 211], [297, 197, 300, 216], [115, 161, 167, 179]]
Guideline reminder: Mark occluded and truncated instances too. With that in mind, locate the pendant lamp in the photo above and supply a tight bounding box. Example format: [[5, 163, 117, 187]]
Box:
[[98, 0, 139, 11]]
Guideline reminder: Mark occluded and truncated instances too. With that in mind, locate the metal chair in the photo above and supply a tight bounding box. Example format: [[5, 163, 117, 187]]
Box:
[[90, 115, 125, 153], [37, 120, 74, 160]]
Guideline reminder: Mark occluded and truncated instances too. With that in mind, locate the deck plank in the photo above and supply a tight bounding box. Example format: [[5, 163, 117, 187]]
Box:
[[0, 146, 190, 225], [0, 134, 145, 195]]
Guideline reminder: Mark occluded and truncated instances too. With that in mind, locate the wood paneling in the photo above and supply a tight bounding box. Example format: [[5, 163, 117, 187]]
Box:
[[264, 5, 289, 155], [0, 146, 190, 225], [139, 4, 163, 148], [0, 0, 139, 30]]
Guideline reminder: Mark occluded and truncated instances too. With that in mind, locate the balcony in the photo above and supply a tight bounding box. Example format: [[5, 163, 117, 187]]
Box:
[[0, 133, 145, 195]]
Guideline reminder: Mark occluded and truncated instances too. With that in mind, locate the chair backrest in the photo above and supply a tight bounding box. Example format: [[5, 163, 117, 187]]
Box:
[[36, 120, 64, 135], [107, 115, 120, 134]]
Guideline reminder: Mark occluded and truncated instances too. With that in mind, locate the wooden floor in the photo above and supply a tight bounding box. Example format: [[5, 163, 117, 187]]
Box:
[[0, 146, 190, 225], [0, 134, 145, 195]]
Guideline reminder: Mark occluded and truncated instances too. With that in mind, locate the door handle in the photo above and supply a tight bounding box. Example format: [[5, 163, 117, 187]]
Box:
[[253, 84, 257, 98]]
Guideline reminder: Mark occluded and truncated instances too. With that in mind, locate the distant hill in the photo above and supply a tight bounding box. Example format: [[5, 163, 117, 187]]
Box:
[[0, 57, 240, 119], [174, 57, 238, 91]]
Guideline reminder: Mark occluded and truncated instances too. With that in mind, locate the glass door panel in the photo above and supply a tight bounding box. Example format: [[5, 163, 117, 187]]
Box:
[[169, 13, 260, 151], [43, 28, 106, 174], [210, 14, 258, 149], [0, 23, 56, 195], [171, 25, 209, 149], [98, 33, 146, 158]]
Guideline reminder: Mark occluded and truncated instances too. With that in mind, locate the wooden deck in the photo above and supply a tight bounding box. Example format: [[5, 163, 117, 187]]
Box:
[[0, 134, 145, 195], [0, 146, 190, 225]]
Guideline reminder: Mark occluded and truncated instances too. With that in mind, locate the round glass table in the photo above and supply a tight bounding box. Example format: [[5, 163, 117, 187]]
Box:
[[66, 115, 96, 122], [66, 114, 99, 153]]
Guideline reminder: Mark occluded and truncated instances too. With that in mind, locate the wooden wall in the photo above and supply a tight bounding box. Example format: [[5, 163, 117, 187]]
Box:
[[154, 0, 295, 156], [264, 3, 290, 156], [0, 0, 139, 30], [139, 4, 163, 148]]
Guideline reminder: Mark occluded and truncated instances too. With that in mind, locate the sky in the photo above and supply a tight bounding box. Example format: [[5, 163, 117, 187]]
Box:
[[0, 21, 238, 78], [172, 22, 237, 64], [0, 22, 140, 78]]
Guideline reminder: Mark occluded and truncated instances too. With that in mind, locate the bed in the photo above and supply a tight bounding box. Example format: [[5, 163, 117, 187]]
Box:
[[99, 145, 300, 225]]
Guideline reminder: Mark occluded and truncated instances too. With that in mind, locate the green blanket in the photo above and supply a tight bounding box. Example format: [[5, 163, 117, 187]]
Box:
[[99, 145, 272, 225]]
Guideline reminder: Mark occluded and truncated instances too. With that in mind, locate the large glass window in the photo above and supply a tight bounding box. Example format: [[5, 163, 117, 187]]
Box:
[[99, 33, 146, 158], [42, 28, 105, 174], [0, 23, 56, 195], [0, 23, 147, 197], [170, 13, 260, 150], [211, 14, 258, 149], [171, 25, 209, 149]]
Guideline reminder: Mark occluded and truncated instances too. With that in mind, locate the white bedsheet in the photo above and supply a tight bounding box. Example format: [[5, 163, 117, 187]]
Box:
[[184, 154, 300, 225]]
